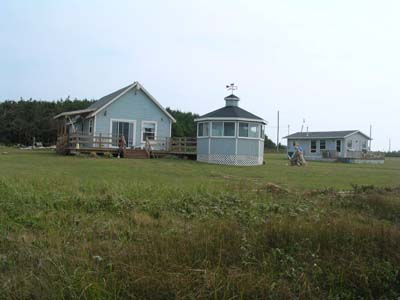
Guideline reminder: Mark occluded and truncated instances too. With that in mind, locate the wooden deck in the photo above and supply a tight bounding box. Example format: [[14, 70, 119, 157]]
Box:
[[56, 134, 197, 159]]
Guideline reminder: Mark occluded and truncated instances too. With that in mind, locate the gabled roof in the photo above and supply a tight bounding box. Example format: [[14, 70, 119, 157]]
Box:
[[54, 81, 176, 122], [284, 130, 371, 140], [195, 106, 266, 123]]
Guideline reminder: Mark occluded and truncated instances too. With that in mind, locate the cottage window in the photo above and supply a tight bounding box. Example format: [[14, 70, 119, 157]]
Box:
[[261, 125, 265, 138], [142, 122, 156, 142], [311, 140, 317, 153], [362, 141, 367, 150], [198, 122, 209, 137], [88, 119, 93, 134], [211, 122, 223, 136], [347, 140, 353, 150], [320, 140, 326, 150], [223, 122, 235, 136]]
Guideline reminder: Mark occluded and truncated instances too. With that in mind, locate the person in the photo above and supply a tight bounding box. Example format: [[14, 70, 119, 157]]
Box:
[[117, 135, 126, 158]]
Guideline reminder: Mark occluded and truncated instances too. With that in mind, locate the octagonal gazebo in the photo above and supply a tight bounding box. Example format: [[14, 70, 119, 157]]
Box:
[[194, 93, 266, 166]]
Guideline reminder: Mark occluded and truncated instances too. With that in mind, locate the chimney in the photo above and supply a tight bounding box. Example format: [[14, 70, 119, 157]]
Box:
[[224, 94, 240, 107]]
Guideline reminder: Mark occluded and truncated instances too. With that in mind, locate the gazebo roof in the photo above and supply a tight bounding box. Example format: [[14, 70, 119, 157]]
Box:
[[195, 106, 266, 123]]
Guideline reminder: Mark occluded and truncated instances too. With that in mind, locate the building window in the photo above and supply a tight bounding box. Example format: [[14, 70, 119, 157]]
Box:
[[142, 122, 156, 142], [211, 121, 236, 137], [198, 122, 209, 137], [261, 125, 265, 138], [362, 140, 367, 150], [347, 140, 353, 150], [320, 140, 326, 150], [311, 140, 317, 153], [223, 122, 235, 136], [249, 123, 259, 138], [239, 122, 248, 137], [88, 119, 93, 134], [211, 122, 223, 136], [239, 122, 260, 138], [336, 140, 341, 152]]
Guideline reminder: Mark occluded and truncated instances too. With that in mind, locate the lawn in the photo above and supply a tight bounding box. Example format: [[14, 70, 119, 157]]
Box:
[[0, 148, 399, 299]]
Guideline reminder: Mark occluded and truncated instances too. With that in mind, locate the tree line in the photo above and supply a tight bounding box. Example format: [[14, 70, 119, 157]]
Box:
[[0, 99, 279, 148]]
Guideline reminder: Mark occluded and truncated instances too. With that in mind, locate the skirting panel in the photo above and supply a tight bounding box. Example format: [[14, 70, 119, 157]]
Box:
[[197, 154, 263, 166]]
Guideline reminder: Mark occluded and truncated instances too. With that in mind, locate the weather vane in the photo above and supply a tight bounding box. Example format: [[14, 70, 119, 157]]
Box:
[[226, 83, 238, 94]]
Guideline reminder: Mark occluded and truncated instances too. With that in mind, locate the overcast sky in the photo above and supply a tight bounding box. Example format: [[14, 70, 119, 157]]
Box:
[[1, 0, 398, 150]]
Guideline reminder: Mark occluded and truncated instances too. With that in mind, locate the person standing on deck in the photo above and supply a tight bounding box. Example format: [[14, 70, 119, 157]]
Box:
[[117, 135, 126, 158]]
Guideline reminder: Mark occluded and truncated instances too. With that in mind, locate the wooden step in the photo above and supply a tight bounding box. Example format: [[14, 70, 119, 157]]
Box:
[[124, 149, 149, 159]]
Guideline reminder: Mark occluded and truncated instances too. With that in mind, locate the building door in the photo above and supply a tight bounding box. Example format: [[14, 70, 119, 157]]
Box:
[[111, 120, 135, 147], [336, 140, 341, 153]]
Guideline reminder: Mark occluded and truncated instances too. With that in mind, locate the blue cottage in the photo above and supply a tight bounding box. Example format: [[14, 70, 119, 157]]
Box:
[[194, 93, 266, 166]]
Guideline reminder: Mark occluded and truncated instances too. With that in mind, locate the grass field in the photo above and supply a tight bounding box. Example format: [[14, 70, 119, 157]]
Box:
[[0, 148, 399, 299]]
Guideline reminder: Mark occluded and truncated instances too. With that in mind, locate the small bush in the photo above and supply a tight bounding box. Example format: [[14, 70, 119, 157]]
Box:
[[104, 152, 113, 159], [89, 152, 97, 158]]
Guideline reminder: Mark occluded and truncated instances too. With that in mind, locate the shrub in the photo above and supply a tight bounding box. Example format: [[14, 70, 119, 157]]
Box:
[[104, 152, 113, 159]]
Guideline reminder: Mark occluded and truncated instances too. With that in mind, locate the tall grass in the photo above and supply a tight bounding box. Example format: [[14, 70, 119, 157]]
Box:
[[0, 151, 399, 299]]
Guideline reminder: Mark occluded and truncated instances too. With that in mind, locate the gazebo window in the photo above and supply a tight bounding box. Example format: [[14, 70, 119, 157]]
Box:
[[223, 122, 235, 136], [239, 122, 249, 137], [198, 122, 209, 137], [212, 122, 223, 136], [239, 122, 260, 138], [249, 123, 259, 138]]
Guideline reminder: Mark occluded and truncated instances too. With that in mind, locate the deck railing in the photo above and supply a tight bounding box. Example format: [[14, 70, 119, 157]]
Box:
[[56, 134, 197, 154]]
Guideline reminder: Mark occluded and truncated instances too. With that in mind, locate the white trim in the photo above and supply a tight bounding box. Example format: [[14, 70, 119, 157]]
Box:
[[195, 117, 267, 124], [237, 137, 265, 141], [88, 81, 176, 123], [141, 120, 158, 143], [344, 130, 371, 140], [93, 115, 97, 135], [53, 108, 95, 119], [109, 118, 137, 148]]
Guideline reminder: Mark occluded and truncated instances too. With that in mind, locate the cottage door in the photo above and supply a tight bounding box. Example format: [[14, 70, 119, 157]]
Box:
[[112, 121, 135, 147]]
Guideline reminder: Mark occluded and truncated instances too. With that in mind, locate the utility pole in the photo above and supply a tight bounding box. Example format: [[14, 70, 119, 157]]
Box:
[[369, 124, 372, 151], [288, 124, 290, 136], [389, 138, 391, 152], [277, 110, 280, 152]]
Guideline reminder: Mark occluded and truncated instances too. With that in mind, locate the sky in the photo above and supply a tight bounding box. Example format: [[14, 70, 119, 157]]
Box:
[[0, 0, 399, 150]]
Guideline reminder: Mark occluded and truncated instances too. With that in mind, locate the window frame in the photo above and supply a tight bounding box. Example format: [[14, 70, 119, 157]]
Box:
[[347, 139, 353, 150], [238, 122, 262, 139], [197, 122, 209, 138], [319, 140, 326, 150], [88, 119, 93, 135], [210, 121, 236, 138], [141, 121, 157, 143]]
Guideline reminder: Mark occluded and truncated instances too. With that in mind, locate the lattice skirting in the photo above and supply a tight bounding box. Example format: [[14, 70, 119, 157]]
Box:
[[197, 154, 263, 166]]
